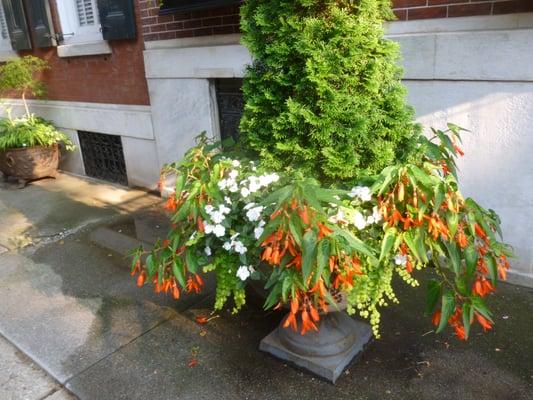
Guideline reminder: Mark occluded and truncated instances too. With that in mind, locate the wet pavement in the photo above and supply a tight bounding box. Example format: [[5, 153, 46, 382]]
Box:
[[0, 174, 532, 400]]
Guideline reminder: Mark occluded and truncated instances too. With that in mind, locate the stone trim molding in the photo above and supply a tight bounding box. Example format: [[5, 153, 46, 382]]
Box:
[[143, 13, 533, 82], [0, 99, 154, 140]]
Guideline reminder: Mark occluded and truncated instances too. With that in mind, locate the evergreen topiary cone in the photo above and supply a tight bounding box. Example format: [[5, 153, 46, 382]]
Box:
[[239, 0, 422, 185]]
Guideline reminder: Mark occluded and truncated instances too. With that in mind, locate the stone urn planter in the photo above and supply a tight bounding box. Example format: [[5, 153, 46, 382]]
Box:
[[0, 144, 59, 187], [257, 284, 373, 383]]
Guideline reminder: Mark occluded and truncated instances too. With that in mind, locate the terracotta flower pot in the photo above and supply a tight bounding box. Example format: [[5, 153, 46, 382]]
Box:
[[0, 144, 59, 187]]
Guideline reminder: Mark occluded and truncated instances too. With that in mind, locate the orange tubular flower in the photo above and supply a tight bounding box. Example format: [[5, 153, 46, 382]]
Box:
[[164, 195, 177, 212], [454, 324, 466, 340], [299, 206, 310, 226], [197, 217, 205, 233], [431, 310, 441, 327], [186, 275, 203, 294], [456, 229, 468, 249], [498, 255, 510, 280], [136, 271, 146, 287], [475, 313, 493, 331], [474, 224, 487, 240], [283, 313, 298, 331], [317, 222, 333, 239]]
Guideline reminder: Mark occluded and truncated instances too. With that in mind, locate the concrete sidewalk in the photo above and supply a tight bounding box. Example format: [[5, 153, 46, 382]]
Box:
[[0, 174, 532, 400]]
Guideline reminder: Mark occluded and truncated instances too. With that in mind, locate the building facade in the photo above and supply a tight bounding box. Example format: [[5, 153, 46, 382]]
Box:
[[1, 0, 532, 285]]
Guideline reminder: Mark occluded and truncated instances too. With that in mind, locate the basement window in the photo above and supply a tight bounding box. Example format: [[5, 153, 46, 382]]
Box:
[[78, 131, 128, 186], [215, 78, 243, 143]]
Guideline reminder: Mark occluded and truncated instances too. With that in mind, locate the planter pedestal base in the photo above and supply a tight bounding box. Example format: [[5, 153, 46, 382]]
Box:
[[260, 312, 372, 383]]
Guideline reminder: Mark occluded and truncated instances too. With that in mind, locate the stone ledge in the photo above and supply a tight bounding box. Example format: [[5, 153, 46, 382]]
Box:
[[57, 41, 112, 58]]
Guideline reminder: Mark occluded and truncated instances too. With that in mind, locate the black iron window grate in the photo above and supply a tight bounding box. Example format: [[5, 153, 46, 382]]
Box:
[[215, 78, 244, 143], [78, 131, 128, 186]]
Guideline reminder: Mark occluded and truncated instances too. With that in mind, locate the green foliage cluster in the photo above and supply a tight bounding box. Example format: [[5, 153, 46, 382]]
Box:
[[0, 56, 73, 151], [0, 114, 75, 151], [239, 0, 421, 184], [0, 56, 49, 101]]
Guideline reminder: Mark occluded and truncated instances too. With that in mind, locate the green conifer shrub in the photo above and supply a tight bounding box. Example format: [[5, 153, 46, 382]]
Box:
[[239, 0, 422, 184]]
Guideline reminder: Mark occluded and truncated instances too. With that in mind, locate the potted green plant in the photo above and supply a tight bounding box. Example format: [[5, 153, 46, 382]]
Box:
[[130, 0, 513, 382], [0, 56, 74, 187]]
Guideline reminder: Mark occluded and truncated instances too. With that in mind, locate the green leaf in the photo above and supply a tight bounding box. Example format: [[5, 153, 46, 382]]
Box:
[[407, 165, 434, 188], [403, 230, 422, 262], [334, 229, 376, 259], [464, 244, 478, 278], [444, 241, 460, 274], [446, 212, 459, 239], [486, 255, 498, 285], [263, 283, 282, 310], [426, 279, 441, 314], [301, 230, 318, 282], [172, 259, 186, 287], [471, 297, 493, 322], [436, 290, 455, 334], [175, 173, 186, 195], [462, 302, 471, 340], [315, 239, 330, 284], [288, 213, 303, 247], [145, 254, 156, 278], [379, 227, 397, 262], [433, 182, 445, 212], [281, 275, 292, 302], [185, 249, 198, 274]]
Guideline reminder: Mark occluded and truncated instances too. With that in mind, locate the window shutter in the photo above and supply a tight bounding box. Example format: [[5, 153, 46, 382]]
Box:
[[96, 0, 136, 41], [26, 0, 55, 48], [76, 0, 97, 26], [1, 0, 31, 50]]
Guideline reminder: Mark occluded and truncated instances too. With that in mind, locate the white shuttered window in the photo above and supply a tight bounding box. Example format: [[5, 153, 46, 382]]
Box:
[[56, 0, 103, 44]]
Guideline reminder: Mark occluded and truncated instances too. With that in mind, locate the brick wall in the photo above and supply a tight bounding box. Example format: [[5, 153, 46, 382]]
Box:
[[140, 0, 533, 41], [392, 0, 533, 21], [139, 0, 240, 41], [16, 0, 149, 106]]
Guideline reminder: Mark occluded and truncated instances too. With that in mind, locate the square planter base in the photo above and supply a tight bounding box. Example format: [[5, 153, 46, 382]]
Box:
[[260, 316, 372, 383]]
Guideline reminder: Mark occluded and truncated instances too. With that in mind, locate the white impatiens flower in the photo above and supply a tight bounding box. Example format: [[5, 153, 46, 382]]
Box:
[[205, 205, 214, 214], [236, 265, 251, 281], [233, 241, 247, 254], [223, 241, 232, 251], [204, 224, 214, 234], [232, 160, 240, 167], [224, 196, 232, 205], [213, 224, 225, 237], [372, 206, 382, 223], [246, 206, 264, 222], [210, 211, 225, 224], [219, 204, 231, 215], [218, 179, 229, 190], [204, 246, 212, 256], [254, 225, 264, 239], [394, 254, 408, 266], [352, 211, 367, 230], [348, 186, 372, 202], [243, 202, 256, 210], [228, 183, 239, 193], [241, 187, 250, 198], [248, 177, 261, 193], [329, 209, 346, 224], [229, 170, 239, 179]]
